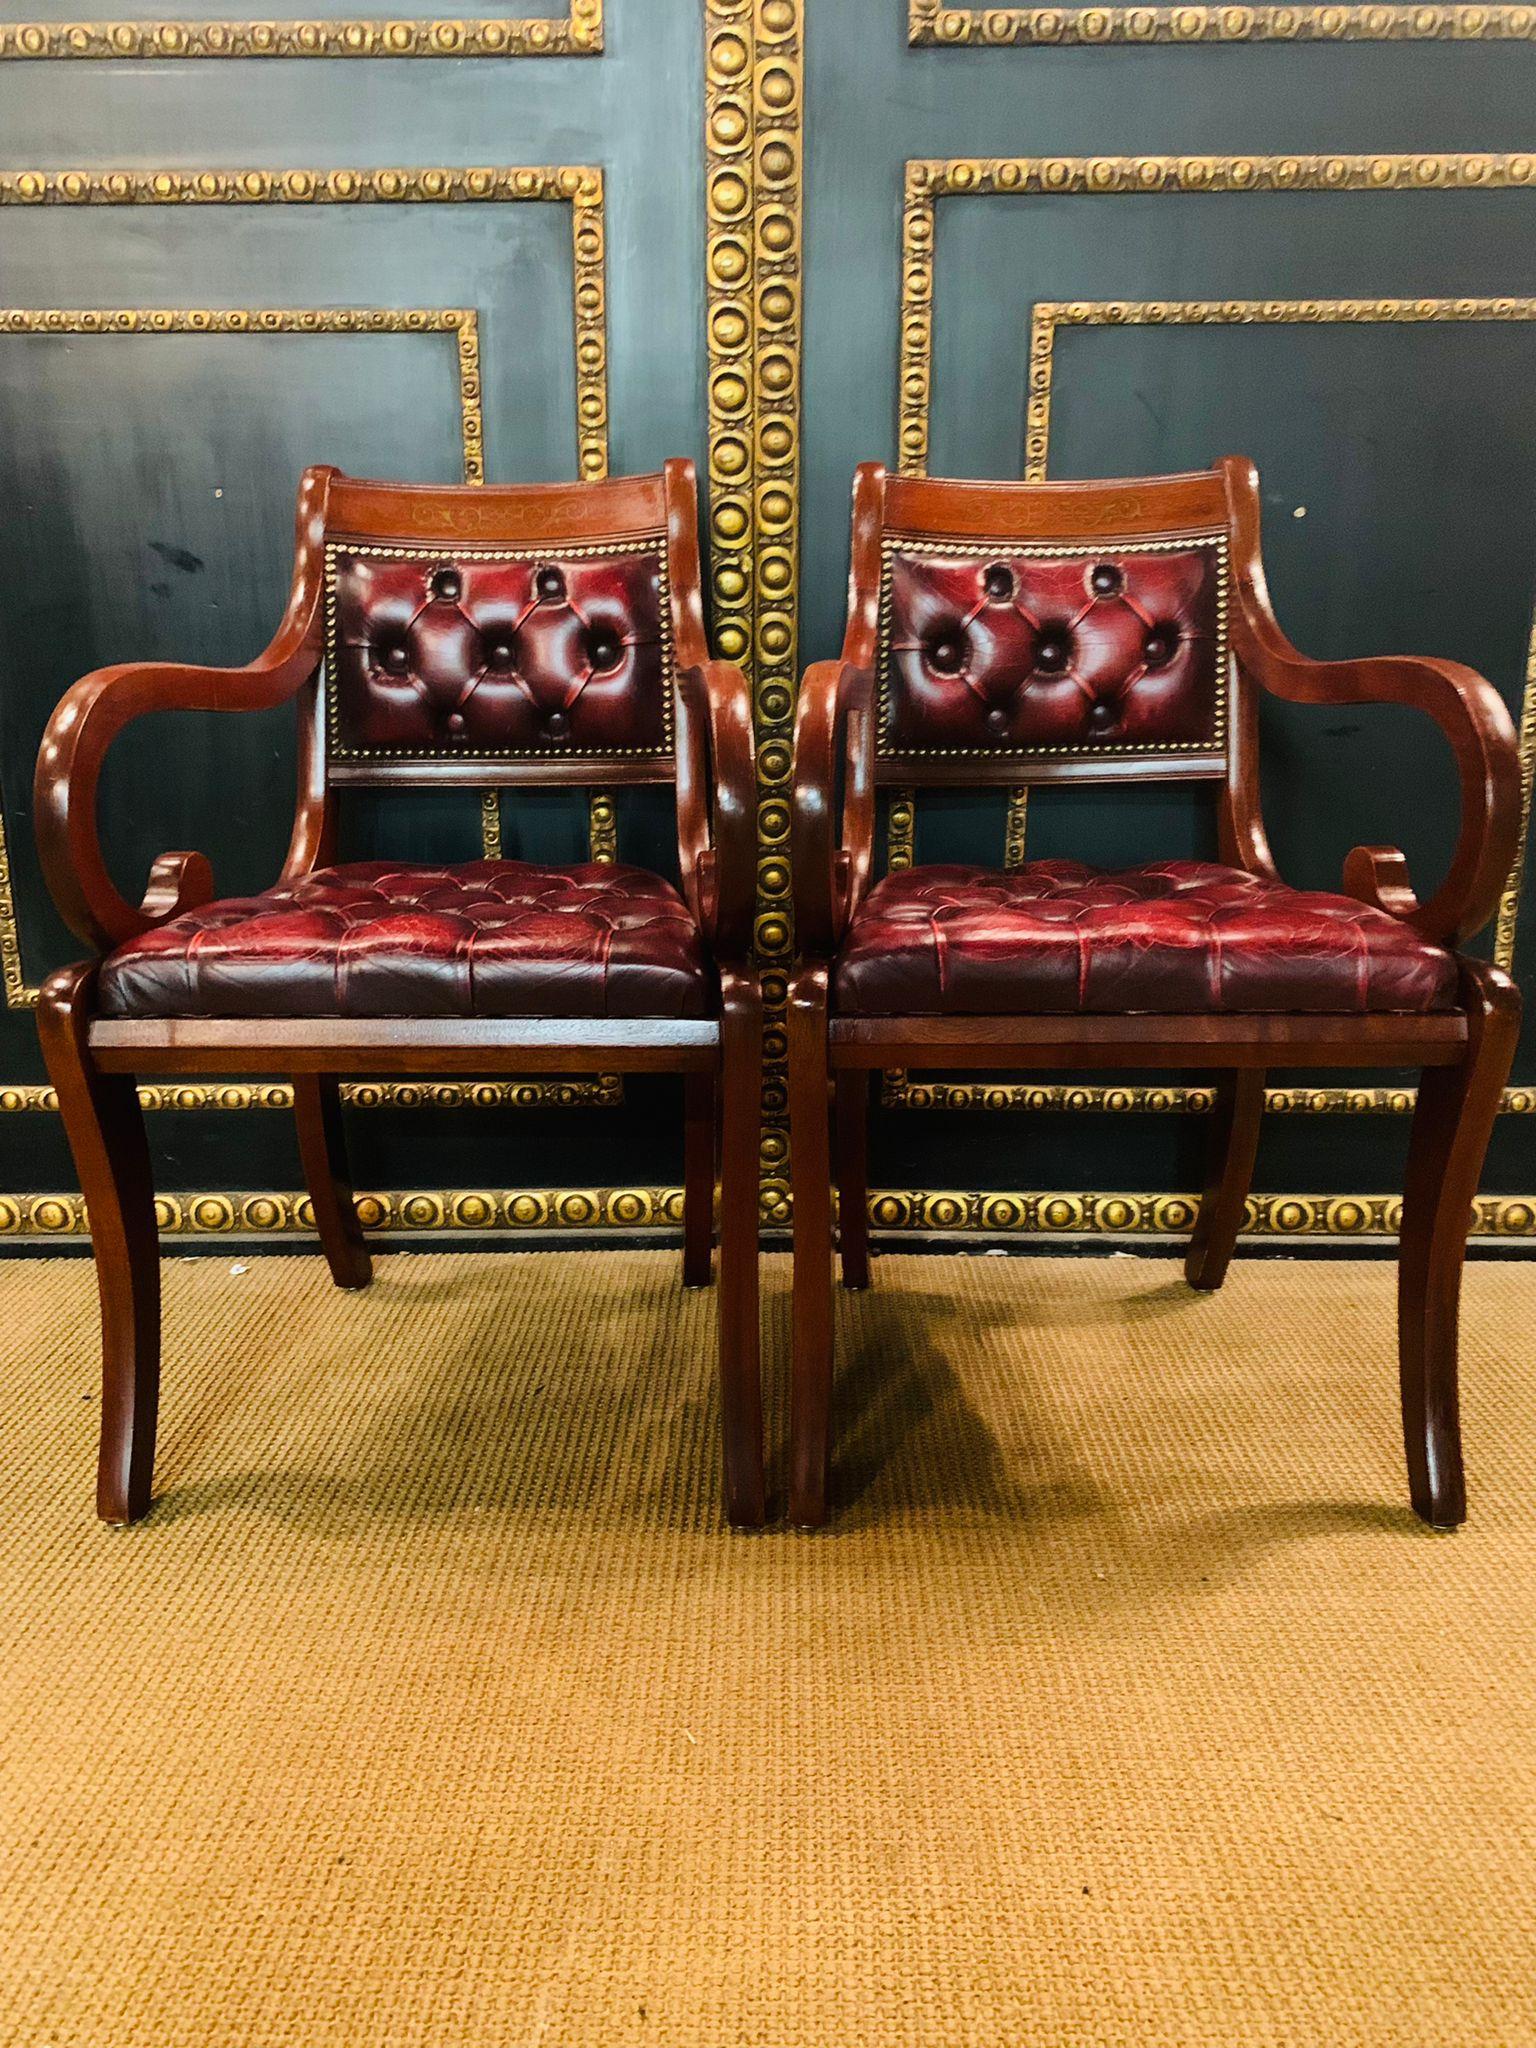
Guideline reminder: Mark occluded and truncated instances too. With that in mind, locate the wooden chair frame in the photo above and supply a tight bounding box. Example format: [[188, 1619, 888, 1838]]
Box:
[[788, 457, 1521, 1530], [35, 459, 766, 1528]]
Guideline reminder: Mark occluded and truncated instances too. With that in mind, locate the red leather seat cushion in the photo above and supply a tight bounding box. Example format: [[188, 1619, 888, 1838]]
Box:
[[834, 861, 1457, 1016], [99, 861, 710, 1020]]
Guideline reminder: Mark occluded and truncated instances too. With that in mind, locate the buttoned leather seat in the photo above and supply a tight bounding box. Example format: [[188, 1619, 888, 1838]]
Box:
[[833, 860, 1458, 1016], [98, 859, 710, 1020]]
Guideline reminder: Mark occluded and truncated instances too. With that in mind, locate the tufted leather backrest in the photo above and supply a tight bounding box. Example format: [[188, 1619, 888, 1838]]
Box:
[[312, 467, 704, 785], [882, 537, 1226, 760], [327, 543, 671, 762], [852, 468, 1235, 786]]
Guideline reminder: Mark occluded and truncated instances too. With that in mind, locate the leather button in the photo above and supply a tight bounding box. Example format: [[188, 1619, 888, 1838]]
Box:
[[1144, 625, 1179, 666], [588, 631, 623, 672], [928, 634, 966, 675], [536, 567, 566, 601], [1086, 700, 1119, 733], [381, 644, 410, 674], [985, 706, 1009, 735], [1034, 630, 1071, 674], [983, 563, 1015, 601], [431, 566, 462, 602], [544, 710, 571, 741], [445, 712, 466, 737], [1090, 563, 1123, 596], [487, 640, 517, 670]]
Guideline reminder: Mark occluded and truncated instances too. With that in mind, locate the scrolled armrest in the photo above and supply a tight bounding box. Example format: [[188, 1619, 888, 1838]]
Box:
[[1233, 588, 1522, 947], [675, 659, 758, 962], [34, 639, 322, 953], [33, 465, 332, 954], [791, 659, 874, 959]]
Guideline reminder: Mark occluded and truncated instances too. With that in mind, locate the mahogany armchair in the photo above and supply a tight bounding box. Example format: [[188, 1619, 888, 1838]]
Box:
[[788, 458, 1521, 1529], [35, 460, 766, 1527]]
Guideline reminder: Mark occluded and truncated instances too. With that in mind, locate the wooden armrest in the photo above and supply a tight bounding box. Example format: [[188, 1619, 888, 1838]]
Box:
[[1232, 593, 1521, 948], [675, 659, 757, 962], [33, 470, 330, 952], [791, 659, 875, 958]]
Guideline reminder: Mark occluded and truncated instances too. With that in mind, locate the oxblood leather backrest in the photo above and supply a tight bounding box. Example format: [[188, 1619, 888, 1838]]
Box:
[[326, 540, 672, 765], [881, 537, 1227, 762], [864, 470, 1236, 782]]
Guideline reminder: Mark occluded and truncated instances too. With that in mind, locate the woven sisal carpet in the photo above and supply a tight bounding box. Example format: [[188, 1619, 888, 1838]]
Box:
[[1, 1246, 1534, 2046]]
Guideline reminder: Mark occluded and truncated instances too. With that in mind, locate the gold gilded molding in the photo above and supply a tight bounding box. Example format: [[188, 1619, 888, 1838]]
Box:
[[865, 1189, 1536, 1238], [3, 1183, 1533, 1240], [705, 0, 803, 1223], [0, 305, 487, 1013], [0, 1078, 620, 1113], [0, 1183, 683, 1239], [899, 155, 1536, 481], [0, 170, 609, 487], [0, 4, 602, 60], [1023, 294, 1536, 978], [881, 1080, 1536, 1113], [909, 0, 1536, 44]]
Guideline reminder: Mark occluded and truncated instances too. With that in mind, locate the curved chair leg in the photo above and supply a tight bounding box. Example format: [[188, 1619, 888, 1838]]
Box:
[[37, 965, 161, 1524], [1397, 960, 1519, 1529], [1185, 1069, 1266, 1291], [682, 1073, 716, 1289], [835, 1071, 871, 1291], [788, 964, 834, 1527], [716, 971, 766, 1527], [293, 1074, 372, 1290]]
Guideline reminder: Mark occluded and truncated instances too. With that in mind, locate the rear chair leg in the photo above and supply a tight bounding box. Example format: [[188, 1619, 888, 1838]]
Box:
[[294, 1075, 372, 1290], [38, 965, 161, 1524], [788, 965, 834, 1527], [682, 1072, 716, 1289], [1185, 1069, 1266, 1291], [1397, 961, 1519, 1529], [716, 973, 766, 1527], [835, 1071, 871, 1291]]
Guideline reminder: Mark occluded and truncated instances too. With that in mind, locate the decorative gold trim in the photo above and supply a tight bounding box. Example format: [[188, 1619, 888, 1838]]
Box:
[[1024, 294, 1536, 973], [0, 4, 602, 60], [1498, 610, 1536, 973], [3, 1183, 1533, 1240], [900, 156, 1536, 482], [1003, 788, 1029, 867], [865, 1188, 1536, 1238], [876, 527, 1230, 762], [0, 305, 487, 1012], [0, 1183, 683, 1239], [0, 169, 609, 487], [705, 0, 803, 1223], [881, 1080, 1536, 1113], [908, 0, 1536, 45], [0, 797, 22, 1014], [480, 791, 504, 860], [887, 789, 917, 871], [0, 1078, 622, 1112], [587, 791, 618, 863]]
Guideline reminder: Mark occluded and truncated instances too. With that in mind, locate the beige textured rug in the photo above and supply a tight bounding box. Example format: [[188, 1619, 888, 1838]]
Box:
[[1, 1246, 1533, 2046]]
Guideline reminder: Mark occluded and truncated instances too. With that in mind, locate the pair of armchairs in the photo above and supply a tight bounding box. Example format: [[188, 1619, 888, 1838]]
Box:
[[36, 459, 1520, 1536]]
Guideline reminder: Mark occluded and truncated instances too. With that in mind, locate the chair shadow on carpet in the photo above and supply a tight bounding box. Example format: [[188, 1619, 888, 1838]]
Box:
[[139, 1251, 1429, 1568], [823, 1259, 1432, 1574]]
